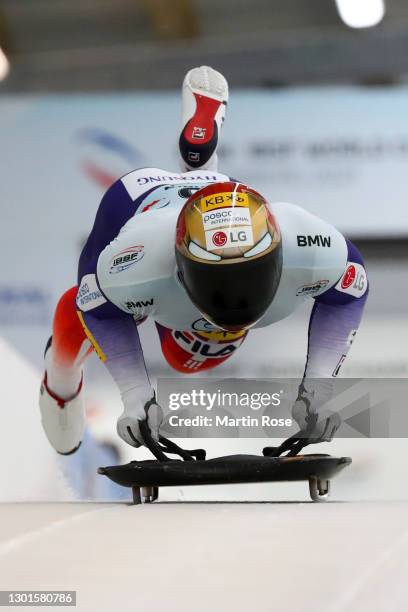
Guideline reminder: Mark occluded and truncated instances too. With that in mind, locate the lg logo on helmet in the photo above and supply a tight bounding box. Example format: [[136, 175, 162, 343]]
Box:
[[336, 263, 367, 297], [212, 231, 227, 247], [207, 228, 254, 251]]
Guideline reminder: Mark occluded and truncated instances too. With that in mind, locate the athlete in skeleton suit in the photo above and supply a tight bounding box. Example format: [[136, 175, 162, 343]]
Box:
[[39, 66, 368, 454]]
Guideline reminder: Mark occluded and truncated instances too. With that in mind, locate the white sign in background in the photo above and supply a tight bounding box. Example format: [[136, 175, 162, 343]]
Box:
[[0, 87, 407, 366]]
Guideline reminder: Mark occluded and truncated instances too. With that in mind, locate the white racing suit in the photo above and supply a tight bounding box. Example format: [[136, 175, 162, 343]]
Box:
[[42, 165, 368, 447]]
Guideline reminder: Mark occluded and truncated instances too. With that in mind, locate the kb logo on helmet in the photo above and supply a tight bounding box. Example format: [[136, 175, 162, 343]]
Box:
[[200, 192, 249, 212], [206, 226, 254, 251]]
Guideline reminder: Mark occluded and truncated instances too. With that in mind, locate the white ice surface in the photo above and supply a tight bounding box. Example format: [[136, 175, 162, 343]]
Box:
[[0, 338, 73, 501], [0, 501, 407, 612]]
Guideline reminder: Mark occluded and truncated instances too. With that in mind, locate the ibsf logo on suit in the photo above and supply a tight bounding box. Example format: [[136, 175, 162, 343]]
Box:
[[109, 245, 145, 274]]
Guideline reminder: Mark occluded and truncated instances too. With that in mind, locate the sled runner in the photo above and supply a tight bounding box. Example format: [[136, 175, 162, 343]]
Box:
[[98, 422, 351, 504]]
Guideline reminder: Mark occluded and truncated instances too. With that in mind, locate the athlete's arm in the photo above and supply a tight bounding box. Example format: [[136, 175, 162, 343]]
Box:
[[305, 239, 368, 378], [293, 239, 368, 441], [76, 178, 160, 446]]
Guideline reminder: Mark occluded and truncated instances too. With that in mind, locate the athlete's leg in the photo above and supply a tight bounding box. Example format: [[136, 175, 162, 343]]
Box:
[[179, 66, 228, 172], [44, 286, 93, 400], [155, 322, 247, 373], [39, 286, 94, 454]]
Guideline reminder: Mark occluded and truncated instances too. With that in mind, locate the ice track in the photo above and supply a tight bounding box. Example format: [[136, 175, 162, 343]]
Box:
[[1, 501, 407, 612]]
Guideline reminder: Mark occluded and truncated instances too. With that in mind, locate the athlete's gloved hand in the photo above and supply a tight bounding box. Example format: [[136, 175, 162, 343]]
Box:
[[116, 386, 163, 448], [291, 380, 341, 444]]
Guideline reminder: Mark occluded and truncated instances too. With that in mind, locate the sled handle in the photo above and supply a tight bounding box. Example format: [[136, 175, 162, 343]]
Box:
[[139, 420, 206, 462], [158, 436, 206, 461], [139, 420, 170, 461], [263, 431, 312, 458]]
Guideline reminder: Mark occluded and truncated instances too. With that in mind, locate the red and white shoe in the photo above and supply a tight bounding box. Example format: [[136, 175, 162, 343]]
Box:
[[39, 373, 85, 455], [179, 65, 228, 170]]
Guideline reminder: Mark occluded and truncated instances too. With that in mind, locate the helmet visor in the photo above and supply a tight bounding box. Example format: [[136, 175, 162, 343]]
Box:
[[177, 244, 282, 330]]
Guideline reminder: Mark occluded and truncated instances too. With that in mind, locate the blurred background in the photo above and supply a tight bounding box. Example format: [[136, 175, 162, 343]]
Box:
[[1, 0, 407, 502]]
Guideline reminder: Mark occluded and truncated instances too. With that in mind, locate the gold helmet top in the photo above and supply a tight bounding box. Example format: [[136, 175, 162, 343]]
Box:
[[176, 181, 280, 263]]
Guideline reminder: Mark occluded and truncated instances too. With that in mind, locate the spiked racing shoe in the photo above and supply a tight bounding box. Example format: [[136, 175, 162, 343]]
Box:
[[179, 65, 228, 169], [39, 373, 85, 455]]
